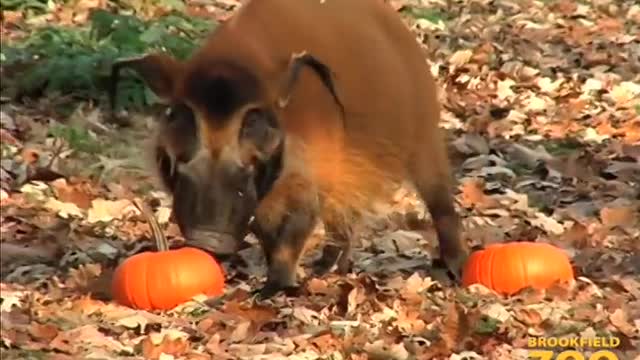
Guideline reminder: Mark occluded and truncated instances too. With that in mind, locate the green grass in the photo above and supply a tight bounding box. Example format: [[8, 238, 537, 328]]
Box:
[[401, 6, 448, 24], [542, 138, 585, 156], [49, 124, 103, 153], [0, 350, 49, 360], [1, 8, 215, 112]]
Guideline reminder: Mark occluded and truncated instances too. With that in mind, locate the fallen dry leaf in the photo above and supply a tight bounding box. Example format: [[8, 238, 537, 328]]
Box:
[[87, 198, 140, 223], [609, 309, 637, 337], [65, 263, 102, 289], [600, 205, 638, 229], [363, 339, 409, 360], [43, 198, 84, 219], [459, 178, 499, 209], [50, 178, 94, 209], [449, 49, 474, 67], [49, 325, 129, 354], [28, 322, 59, 342], [142, 334, 190, 360]]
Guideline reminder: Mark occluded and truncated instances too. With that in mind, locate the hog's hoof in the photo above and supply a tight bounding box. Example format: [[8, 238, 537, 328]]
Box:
[[254, 282, 301, 300], [311, 244, 342, 276], [336, 257, 353, 275], [435, 252, 469, 284]]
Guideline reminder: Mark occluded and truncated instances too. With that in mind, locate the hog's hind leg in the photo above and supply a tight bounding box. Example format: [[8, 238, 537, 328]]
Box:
[[311, 220, 356, 276]]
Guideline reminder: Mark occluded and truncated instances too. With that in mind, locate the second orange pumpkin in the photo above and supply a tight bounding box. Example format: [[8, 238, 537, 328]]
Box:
[[462, 242, 574, 295]]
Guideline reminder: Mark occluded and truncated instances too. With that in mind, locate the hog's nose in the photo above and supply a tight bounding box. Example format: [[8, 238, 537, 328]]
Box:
[[186, 230, 239, 256]]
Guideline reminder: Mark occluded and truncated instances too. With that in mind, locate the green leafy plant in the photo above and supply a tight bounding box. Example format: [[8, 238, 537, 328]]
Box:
[[112, 0, 186, 15], [49, 124, 102, 153], [0, 0, 56, 13], [474, 315, 501, 335], [1, 9, 215, 111]]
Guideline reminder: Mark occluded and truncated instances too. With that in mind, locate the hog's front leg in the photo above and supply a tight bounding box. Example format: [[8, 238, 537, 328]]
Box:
[[251, 173, 319, 299]]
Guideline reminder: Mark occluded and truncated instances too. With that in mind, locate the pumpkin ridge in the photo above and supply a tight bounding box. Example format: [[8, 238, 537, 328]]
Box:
[[143, 254, 153, 309], [515, 247, 522, 294], [488, 247, 496, 292], [165, 251, 181, 308], [148, 254, 158, 309]]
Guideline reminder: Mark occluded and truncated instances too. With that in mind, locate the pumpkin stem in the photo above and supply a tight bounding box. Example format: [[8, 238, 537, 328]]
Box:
[[132, 198, 169, 252]]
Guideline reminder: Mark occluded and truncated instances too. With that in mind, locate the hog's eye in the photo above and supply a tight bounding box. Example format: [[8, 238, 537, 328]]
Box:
[[166, 103, 194, 124], [240, 108, 266, 138]]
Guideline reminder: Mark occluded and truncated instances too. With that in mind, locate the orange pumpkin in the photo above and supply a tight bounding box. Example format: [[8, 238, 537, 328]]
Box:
[[462, 242, 574, 295], [112, 247, 225, 310], [111, 199, 225, 310]]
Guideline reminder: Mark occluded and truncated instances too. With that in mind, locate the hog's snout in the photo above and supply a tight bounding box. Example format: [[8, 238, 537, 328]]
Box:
[[185, 229, 240, 256]]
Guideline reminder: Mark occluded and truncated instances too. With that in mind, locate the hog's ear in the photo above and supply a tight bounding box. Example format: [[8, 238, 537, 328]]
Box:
[[110, 53, 181, 110], [276, 51, 345, 118], [239, 107, 283, 164]]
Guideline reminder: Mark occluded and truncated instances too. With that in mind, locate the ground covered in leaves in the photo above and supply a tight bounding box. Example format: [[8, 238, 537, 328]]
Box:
[[1, 0, 639, 359]]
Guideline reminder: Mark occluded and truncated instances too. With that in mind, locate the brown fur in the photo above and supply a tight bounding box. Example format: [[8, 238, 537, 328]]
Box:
[[111, 0, 469, 297], [148, 105, 199, 193]]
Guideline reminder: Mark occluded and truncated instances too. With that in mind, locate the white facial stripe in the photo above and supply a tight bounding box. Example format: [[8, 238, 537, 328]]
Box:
[[219, 142, 244, 168]]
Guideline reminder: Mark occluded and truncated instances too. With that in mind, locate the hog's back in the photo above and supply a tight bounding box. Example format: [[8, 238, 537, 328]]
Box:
[[222, 0, 441, 159]]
